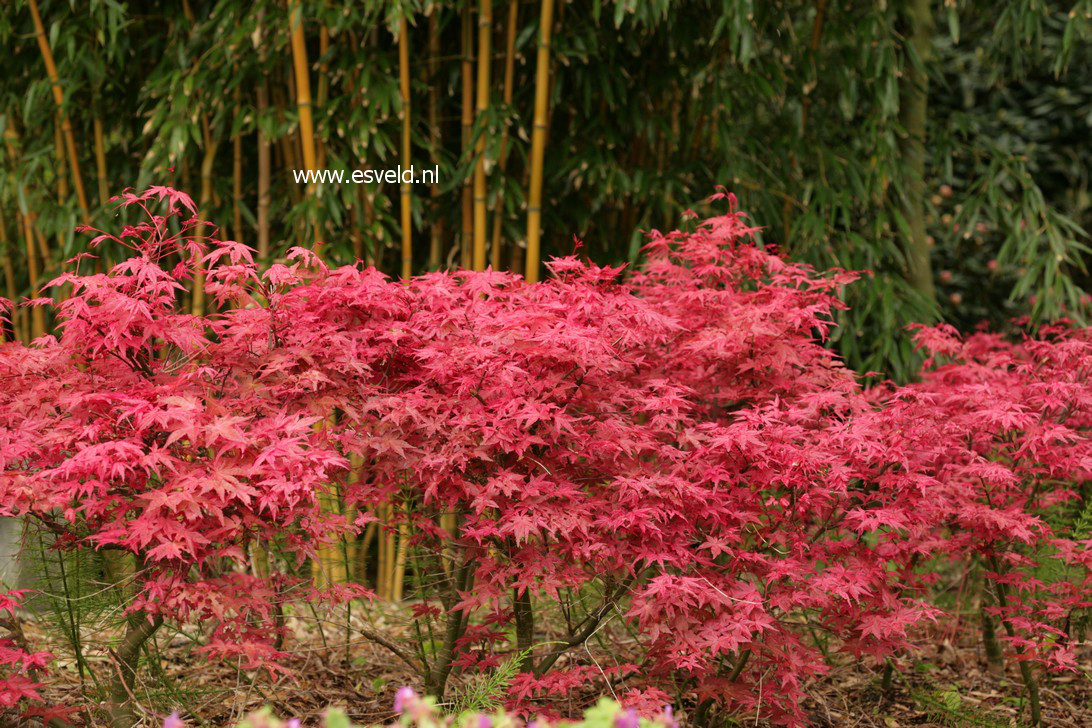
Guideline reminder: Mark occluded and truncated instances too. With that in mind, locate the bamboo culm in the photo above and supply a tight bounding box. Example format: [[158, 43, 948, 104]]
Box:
[[525, 0, 556, 283], [472, 0, 493, 271], [399, 16, 413, 279]]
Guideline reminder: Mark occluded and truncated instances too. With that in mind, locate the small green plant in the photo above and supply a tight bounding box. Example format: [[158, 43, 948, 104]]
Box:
[[445, 647, 534, 716], [911, 686, 1015, 728]]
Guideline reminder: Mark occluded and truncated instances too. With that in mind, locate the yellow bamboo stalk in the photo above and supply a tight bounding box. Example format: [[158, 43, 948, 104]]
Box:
[[461, 4, 474, 269], [428, 12, 443, 270], [181, 156, 193, 195], [251, 541, 271, 579], [5, 122, 47, 338], [276, 84, 302, 206], [2, 262, 20, 343], [34, 227, 50, 272], [314, 546, 329, 587], [376, 502, 389, 598], [256, 12, 272, 262], [11, 215, 28, 343], [52, 118, 67, 269], [22, 213, 45, 339], [344, 509, 359, 582], [28, 0, 89, 224], [357, 519, 377, 583], [545, 0, 565, 135], [471, 0, 493, 271], [524, 0, 555, 283], [0, 208, 22, 342], [257, 107, 271, 261], [289, 2, 317, 174], [491, 0, 518, 270], [315, 489, 346, 586], [232, 87, 244, 245], [93, 117, 109, 206], [191, 118, 219, 316], [441, 513, 457, 536], [316, 26, 330, 170], [4, 127, 29, 343], [385, 519, 397, 599], [343, 454, 364, 578], [345, 30, 375, 266], [313, 412, 345, 586], [54, 117, 68, 203], [440, 511, 457, 578], [363, 188, 376, 267], [392, 521, 409, 601], [288, 0, 320, 252], [232, 130, 243, 244], [399, 16, 413, 279]]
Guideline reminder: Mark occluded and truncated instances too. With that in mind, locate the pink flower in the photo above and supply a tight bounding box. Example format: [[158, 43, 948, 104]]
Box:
[[394, 686, 417, 715], [615, 708, 640, 728]]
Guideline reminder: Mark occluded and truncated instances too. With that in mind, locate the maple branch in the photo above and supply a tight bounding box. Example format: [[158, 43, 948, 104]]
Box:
[[986, 554, 1042, 726], [356, 625, 423, 674], [533, 573, 635, 676], [727, 648, 751, 682], [99, 334, 155, 378], [27, 513, 69, 539]]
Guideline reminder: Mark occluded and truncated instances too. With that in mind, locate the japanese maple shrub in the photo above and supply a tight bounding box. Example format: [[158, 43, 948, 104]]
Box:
[[856, 323, 1092, 724], [249, 194, 949, 724], [0, 189, 353, 726], [2, 187, 1089, 727]]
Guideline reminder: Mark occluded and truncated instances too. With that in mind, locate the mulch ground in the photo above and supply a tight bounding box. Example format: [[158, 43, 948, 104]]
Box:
[[19, 605, 1092, 727], [802, 639, 1091, 727]]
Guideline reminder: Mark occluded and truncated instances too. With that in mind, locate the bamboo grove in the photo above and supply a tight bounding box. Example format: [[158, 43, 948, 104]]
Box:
[[3, 1, 1092, 379]]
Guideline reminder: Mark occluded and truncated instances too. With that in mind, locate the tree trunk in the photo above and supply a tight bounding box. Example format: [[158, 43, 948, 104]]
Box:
[[981, 605, 1005, 676], [425, 555, 473, 698], [987, 556, 1041, 725], [513, 587, 534, 670], [107, 610, 163, 728]]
